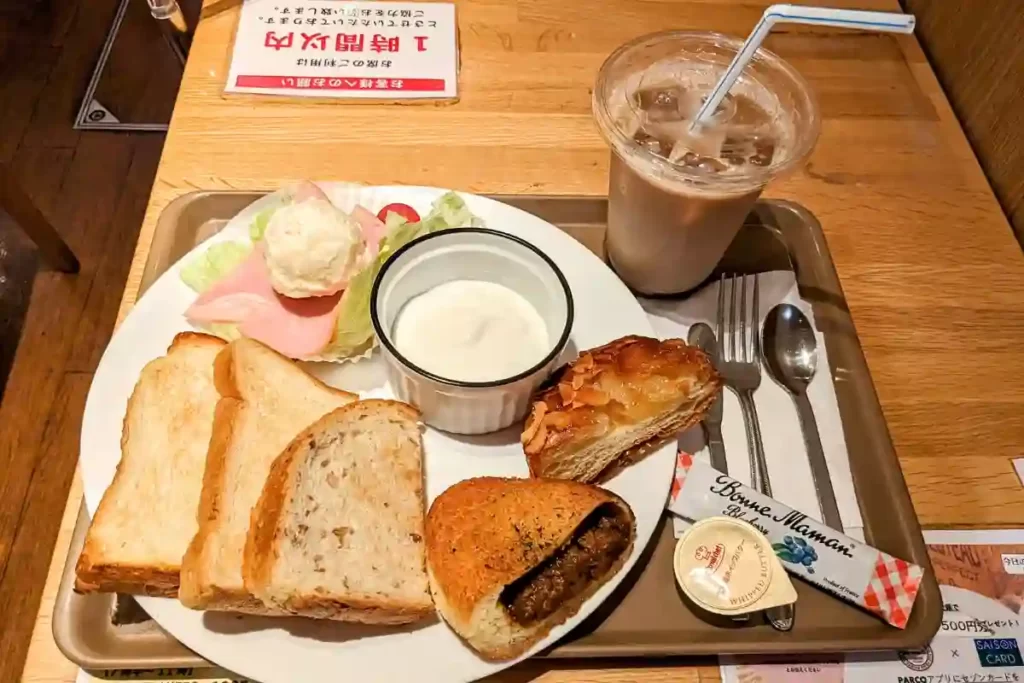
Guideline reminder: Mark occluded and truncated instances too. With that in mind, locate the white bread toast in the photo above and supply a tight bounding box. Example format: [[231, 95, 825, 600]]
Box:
[[75, 332, 226, 596], [179, 338, 357, 613], [243, 400, 433, 624]]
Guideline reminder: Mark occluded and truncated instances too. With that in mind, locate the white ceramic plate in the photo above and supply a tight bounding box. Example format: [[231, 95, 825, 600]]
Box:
[[79, 184, 675, 683]]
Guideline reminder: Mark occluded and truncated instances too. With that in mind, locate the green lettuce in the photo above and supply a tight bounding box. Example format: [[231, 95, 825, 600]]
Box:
[[180, 241, 252, 293], [384, 210, 408, 231], [249, 207, 277, 241], [207, 323, 243, 341], [416, 190, 485, 233], [322, 192, 483, 358]]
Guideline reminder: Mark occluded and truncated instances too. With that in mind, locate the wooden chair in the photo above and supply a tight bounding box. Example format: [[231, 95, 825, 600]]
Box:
[[0, 163, 79, 273]]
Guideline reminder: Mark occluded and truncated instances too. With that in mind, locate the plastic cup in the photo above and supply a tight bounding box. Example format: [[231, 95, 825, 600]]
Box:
[[593, 31, 820, 295]]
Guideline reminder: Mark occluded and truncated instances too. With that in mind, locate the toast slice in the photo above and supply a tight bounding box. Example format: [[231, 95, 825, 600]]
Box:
[[75, 332, 226, 596], [243, 400, 432, 624], [179, 338, 357, 613]]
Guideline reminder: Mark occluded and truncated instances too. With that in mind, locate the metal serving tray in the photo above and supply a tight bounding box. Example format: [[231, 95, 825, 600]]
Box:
[[53, 193, 941, 671]]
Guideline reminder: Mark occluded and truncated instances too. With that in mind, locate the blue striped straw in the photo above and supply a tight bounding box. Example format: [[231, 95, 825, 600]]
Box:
[[691, 4, 916, 129]]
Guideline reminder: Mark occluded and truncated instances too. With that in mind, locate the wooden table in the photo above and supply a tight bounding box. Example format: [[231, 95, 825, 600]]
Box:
[[19, 0, 1024, 681]]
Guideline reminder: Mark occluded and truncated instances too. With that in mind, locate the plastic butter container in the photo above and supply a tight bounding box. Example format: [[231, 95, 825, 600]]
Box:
[[673, 516, 797, 620]]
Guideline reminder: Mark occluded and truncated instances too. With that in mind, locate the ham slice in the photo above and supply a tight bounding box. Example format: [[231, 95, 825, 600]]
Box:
[[185, 246, 341, 358], [351, 205, 388, 259], [290, 180, 330, 203]]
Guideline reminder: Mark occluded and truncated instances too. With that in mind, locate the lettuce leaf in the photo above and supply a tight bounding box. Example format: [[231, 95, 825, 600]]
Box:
[[249, 207, 277, 241], [322, 192, 483, 358], [180, 241, 252, 293], [416, 190, 485, 233], [384, 211, 408, 231], [207, 323, 243, 341]]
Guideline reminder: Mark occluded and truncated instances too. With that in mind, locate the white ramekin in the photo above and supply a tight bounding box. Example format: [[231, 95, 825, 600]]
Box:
[[370, 228, 574, 435]]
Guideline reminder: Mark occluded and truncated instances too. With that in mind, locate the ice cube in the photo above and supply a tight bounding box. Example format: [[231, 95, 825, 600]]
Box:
[[667, 148, 725, 173], [721, 135, 754, 166], [679, 153, 726, 173], [700, 92, 736, 122], [697, 156, 727, 173], [719, 132, 776, 168], [613, 103, 643, 138], [633, 130, 674, 158], [634, 85, 685, 123], [750, 136, 776, 167], [728, 94, 767, 127]]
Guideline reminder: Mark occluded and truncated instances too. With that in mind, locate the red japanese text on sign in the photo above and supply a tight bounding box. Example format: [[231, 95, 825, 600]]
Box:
[[264, 31, 293, 50], [371, 34, 400, 52], [301, 32, 328, 50], [336, 33, 364, 51]]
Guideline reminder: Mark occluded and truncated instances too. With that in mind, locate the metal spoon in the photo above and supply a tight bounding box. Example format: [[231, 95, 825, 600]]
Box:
[[761, 303, 842, 529]]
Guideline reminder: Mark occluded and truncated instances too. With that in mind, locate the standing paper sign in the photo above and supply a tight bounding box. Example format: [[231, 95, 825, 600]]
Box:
[[226, 0, 458, 99]]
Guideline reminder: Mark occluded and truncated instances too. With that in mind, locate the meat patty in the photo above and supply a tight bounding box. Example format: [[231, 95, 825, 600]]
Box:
[[500, 505, 631, 625]]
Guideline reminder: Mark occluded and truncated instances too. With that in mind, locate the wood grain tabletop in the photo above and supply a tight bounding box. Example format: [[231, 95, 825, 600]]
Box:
[[19, 0, 1024, 681]]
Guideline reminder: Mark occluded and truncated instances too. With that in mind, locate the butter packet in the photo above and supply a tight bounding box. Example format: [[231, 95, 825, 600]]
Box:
[[667, 452, 925, 629], [674, 516, 797, 619]]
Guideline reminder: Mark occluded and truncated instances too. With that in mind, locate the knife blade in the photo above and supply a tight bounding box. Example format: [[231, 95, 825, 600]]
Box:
[[687, 322, 728, 475]]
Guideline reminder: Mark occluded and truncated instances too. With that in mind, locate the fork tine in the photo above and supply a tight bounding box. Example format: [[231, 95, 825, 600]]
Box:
[[729, 275, 738, 362], [752, 273, 760, 362], [717, 273, 726, 359], [739, 274, 748, 363]]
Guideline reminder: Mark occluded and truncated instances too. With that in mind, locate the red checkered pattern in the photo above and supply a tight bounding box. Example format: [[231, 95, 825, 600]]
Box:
[[862, 551, 924, 629], [670, 450, 696, 502]]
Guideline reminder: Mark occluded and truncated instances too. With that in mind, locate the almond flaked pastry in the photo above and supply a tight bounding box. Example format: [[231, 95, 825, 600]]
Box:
[[521, 335, 721, 483]]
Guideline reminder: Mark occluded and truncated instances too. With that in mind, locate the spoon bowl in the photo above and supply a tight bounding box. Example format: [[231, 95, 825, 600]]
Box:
[[761, 303, 818, 394]]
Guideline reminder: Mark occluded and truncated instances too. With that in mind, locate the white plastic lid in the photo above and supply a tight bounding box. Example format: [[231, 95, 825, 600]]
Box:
[[673, 516, 796, 616]]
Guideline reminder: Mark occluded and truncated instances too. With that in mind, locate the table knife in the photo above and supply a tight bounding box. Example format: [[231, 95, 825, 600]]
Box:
[[687, 323, 728, 475]]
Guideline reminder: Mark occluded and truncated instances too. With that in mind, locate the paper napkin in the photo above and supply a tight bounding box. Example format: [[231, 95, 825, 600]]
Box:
[[641, 270, 864, 533]]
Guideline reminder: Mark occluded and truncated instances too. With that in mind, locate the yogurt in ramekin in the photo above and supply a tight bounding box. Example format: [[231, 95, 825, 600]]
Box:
[[370, 228, 574, 435]]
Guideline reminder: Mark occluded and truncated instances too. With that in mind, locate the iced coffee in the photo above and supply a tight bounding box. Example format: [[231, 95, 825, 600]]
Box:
[[593, 32, 819, 295]]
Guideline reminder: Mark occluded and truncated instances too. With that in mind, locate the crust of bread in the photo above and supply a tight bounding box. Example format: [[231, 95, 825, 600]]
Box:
[[74, 565, 181, 598], [243, 399, 432, 623], [241, 407, 299, 595], [178, 397, 264, 611], [425, 477, 635, 659], [74, 332, 226, 596], [522, 335, 720, 482], [178, 338, 357, 612]]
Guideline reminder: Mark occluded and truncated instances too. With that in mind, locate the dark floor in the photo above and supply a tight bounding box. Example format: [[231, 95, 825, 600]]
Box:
[[0, 215, 39, 398], [0, 0, 188, 679]]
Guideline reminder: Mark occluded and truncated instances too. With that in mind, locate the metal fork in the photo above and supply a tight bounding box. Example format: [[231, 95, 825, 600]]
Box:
[[717, 273, 794, 632], [716, 273, 772, 496]]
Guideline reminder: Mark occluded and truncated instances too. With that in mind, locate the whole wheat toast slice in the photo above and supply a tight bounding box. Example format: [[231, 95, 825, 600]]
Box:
[[179, 338, 357, 613], [75, 332, 226, 597], [243, 400, 433, 624]]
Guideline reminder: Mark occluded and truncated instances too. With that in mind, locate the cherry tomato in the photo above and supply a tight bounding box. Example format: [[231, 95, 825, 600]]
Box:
[[377, 203, 420, 224]]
